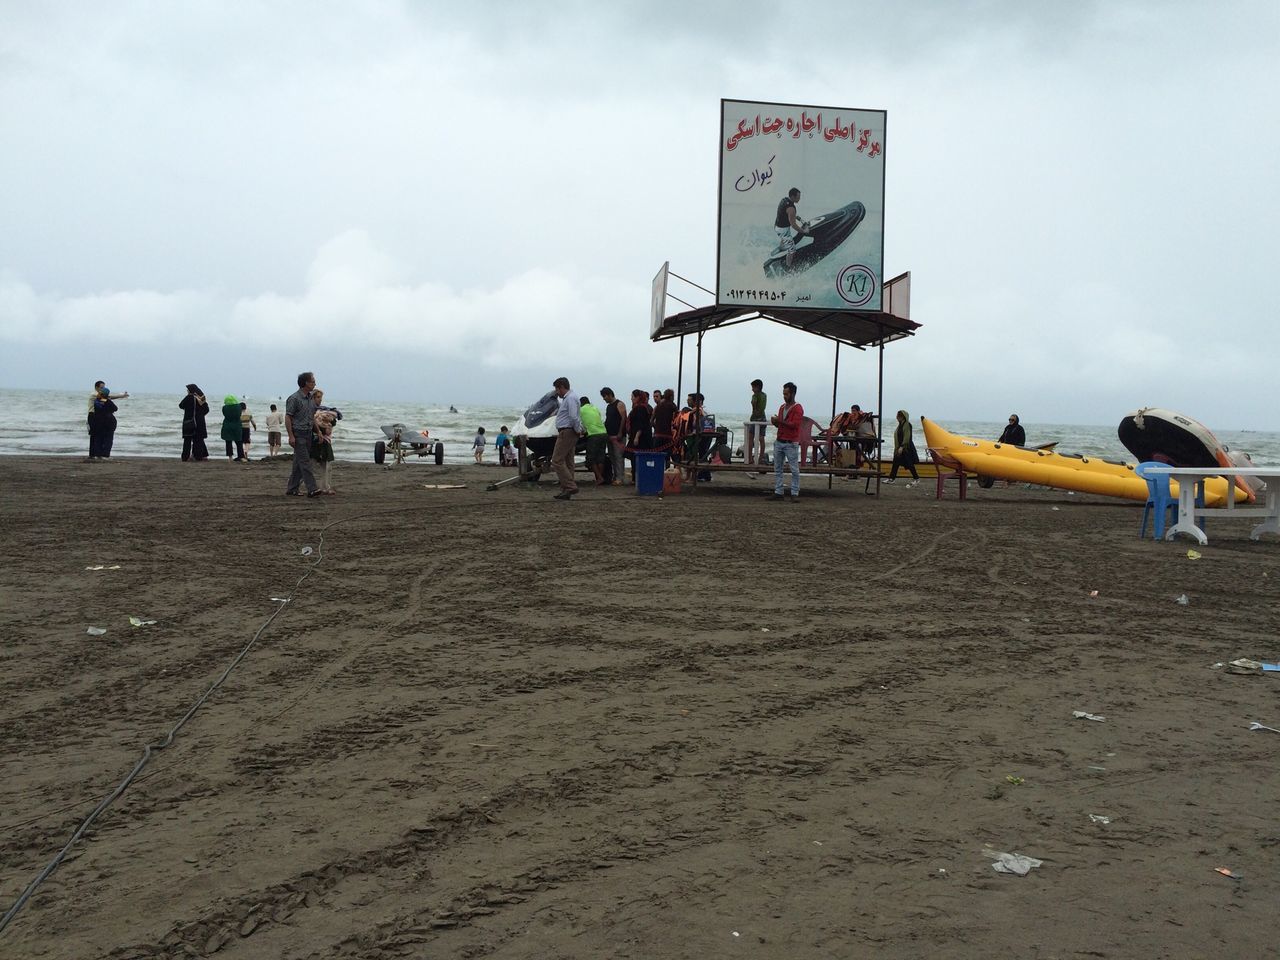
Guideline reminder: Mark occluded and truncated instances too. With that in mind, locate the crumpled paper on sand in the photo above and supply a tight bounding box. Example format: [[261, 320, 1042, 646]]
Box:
[[991, 852, 1043, 876]]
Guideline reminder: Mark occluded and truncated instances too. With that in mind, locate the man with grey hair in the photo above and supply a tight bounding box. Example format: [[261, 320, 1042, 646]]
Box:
[[284, 371, 321, 498]]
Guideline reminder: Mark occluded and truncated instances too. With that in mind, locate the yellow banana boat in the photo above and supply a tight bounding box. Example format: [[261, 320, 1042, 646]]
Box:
[[921, 417, 1245, 506]]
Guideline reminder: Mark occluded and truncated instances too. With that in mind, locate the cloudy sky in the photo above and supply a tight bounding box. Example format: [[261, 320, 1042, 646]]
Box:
[[2, 1, 1277, 428]]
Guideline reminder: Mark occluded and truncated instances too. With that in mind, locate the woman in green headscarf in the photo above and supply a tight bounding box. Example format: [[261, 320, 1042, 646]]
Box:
[[220, 395, 246, 461]]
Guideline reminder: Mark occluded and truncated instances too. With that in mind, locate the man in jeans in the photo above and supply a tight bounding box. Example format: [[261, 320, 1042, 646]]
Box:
[[770, 381, 804, 501], [551, 376, 583, 500], [284, 371, 321, 498]]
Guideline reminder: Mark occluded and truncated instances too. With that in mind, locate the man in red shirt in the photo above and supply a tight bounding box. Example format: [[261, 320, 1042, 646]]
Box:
[[770, 381, 804, 501]]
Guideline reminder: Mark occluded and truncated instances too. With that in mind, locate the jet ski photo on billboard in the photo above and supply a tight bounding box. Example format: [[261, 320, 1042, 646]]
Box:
[[763, 200, 865, 278]]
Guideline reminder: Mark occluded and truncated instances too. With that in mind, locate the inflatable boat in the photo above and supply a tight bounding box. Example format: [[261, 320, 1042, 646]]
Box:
[[763, 200, 865, 278], [1118, 407, 1260, 501], [921, 417, 1244, 506]]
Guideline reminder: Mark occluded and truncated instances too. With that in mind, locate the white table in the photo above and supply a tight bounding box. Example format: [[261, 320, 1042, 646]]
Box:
[[1143, 466, 1280, 545]]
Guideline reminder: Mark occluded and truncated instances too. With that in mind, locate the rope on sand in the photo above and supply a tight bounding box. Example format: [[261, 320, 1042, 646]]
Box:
[[0, 508, 399, 937]]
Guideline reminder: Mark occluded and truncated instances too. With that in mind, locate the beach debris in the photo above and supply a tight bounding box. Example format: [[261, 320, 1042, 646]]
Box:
[[1072, 711, 1107, 722], [269, 597, 290, 602], [128, 616, 156, 627], [422, 484, 467, 490], [1215, 867, 1242, 881], [1050, 506, 1060, 511], [990, 851, 1043, 876], [1225, 658, 1264, 675], [300, 546, 313, 556], [1088, 814, 1112, 825], [761, 627, 770, 632], [84, 565, 122, 571], [732, 931, 740, 938], [1248, 721, 1280, 734], [86, 627, 107, 636], [1087, 765, 1107, 771], [1175, 594, 1189, 605], [1263, 663, 1280, 673], [1186, 549, 1202, 560], [1089, 590, 1099, 598], [1004, 775, 1025, 786]]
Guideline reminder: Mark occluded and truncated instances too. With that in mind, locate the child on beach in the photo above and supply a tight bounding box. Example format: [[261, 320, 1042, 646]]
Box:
[[310, 388, 341, 494], [495, 425, 515, 466], [473, 427, 487, 463]]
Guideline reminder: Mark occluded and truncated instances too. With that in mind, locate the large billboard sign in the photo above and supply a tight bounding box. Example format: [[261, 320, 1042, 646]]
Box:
[[717, 98, 886, 312]]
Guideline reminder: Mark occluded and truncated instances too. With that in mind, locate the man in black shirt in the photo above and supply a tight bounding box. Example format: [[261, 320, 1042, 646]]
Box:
[[998, 414, 1026, 447], [774, 187, 806, 270]]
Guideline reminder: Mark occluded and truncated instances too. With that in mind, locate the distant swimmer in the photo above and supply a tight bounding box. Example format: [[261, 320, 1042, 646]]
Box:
[[449, 405, 459, 413]]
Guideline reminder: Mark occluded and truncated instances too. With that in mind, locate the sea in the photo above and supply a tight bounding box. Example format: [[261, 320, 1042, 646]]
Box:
[[3, 388, 1279, 466]]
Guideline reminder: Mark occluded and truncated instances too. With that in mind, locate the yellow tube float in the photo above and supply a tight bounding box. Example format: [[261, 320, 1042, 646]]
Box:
[[920, 417, 1245, 506]]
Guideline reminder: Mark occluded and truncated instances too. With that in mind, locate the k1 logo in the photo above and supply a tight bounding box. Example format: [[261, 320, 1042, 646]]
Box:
[[836, 264, 876, 307]]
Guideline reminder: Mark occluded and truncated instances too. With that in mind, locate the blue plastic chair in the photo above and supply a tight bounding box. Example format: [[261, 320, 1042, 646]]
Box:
[[1135, 461, 1206, 540], [1135, 462, 1176, 539]]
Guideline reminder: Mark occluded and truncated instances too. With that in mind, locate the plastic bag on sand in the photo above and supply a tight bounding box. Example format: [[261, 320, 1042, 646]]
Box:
[[991, 852, 1043, 876]]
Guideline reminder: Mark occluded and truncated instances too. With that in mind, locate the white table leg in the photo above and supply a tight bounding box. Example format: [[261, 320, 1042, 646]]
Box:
[[1251, 485, 1280, 541], [1165, 476, 1209, 545]]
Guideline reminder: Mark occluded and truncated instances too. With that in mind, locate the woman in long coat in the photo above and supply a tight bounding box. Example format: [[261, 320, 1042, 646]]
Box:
[[220, 394, 246, 461], [179, 384, 210, 461]]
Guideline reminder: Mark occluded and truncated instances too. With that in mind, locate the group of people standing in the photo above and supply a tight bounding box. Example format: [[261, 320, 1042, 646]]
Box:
[[178, 385, 277, 463], [86, 381, 130, 460]]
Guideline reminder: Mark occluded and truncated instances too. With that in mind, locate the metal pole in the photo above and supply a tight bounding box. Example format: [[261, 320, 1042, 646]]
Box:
[[876, 334, 885, 497], [693, 329, 703, 491], [677, 334, 684, 402], [829, 341, 840, 489]]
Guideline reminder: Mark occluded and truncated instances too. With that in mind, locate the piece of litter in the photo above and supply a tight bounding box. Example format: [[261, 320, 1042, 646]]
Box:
[[1072, 711, 1107, 722], [731, 931, 740, 938], [1088, 590, 1099, 598], [86, 627, 107, 636], [1088, 814, 1112, 825], [422, 484, 467, 490], [1215, 867, 1242, 881], [1050, 506, 1060, 511], [1174, 594, 1189, 605], [1005, 775, 1025, 786], [1225, 658, 1263, 675], [1186, 549, 1202, 560], [85, 565, 105, 570], [269, 597, 290, 602], [1087, 765, 1107, 771], [128, 616, 156, 627], [1262, 663, 1280, 673], [761, 627, 770, 632], [991, 852, 1043, 876], [1248, 721, 1280, 734], [300, 546, 313, 556], [812, 840, 823, 846]]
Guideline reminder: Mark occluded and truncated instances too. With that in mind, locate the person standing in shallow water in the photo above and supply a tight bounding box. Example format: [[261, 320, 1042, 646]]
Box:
[[180, 384, 210, 461]]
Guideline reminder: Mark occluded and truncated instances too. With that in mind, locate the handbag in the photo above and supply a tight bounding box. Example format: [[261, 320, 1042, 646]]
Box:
[[182, 418, 195, 438]]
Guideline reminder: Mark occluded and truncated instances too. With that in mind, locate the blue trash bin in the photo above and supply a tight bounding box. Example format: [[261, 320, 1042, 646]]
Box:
[[636, 452, 667, 496]]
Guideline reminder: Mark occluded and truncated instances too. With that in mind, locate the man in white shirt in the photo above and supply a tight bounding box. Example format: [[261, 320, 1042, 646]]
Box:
[[265, 404, 285, 457]]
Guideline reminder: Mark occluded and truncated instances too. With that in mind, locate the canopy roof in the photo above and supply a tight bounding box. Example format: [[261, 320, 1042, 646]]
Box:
[[651, 272, 919, 350]]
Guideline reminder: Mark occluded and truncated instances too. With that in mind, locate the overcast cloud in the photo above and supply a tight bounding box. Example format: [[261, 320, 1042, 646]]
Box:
[[1, 0, 1277, 427]]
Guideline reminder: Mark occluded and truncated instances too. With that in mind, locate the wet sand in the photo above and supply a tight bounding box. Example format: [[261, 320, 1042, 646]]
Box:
[[1, 455, 1277, 958]]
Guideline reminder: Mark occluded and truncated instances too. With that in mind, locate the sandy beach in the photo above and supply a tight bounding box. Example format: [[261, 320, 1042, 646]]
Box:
[[1, 455, 1277, 959]]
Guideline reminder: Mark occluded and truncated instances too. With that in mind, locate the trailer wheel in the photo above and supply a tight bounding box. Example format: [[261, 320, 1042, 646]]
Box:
[[374, 440, 386, 465], [434, 442, 444, 465], [977, 474, 995, 489]]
